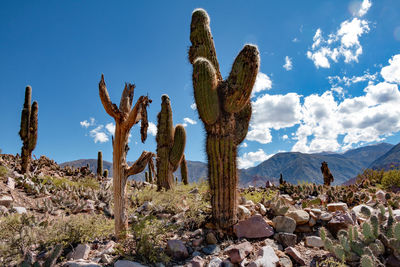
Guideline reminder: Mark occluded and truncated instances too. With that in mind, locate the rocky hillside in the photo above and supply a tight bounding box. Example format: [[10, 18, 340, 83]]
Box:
[[369, 142, 400, 170], [61, 143, 394, 187]]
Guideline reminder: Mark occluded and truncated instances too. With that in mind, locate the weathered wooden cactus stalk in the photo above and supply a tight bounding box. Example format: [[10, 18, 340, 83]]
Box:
[[19, 86, 38, 174], [98, 74, 154, 238], [156, 95, 186, 190], [97, 151, 103, 176], [189, 9, 259, 231]]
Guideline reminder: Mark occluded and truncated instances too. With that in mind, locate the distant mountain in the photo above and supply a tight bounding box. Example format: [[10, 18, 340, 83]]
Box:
[[61, 143, 395, 187], [239, 142, 394, 187], [369, 143, 400, 170]]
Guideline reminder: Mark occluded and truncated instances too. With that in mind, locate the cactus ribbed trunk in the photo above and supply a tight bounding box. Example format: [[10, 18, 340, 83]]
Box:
[[207, 135, 238, 228], [97, 151, 103, 176], [19, 86, 38, 174], [156, 95, 186, 190], [189, 9, 259, 231], [98, 74, 154, 239], [180, 154, 188, 185]]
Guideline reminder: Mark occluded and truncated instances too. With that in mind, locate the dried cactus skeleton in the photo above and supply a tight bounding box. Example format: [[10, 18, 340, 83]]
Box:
[[321, 161, 334, 186], [189, 9, 260, 231], [98, 74, 155, 238], [19, 86, 38, 174], [97, 151, 103, 176], [156, 95, 186, 190]]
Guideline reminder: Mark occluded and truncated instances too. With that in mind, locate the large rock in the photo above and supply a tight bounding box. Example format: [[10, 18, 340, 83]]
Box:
[[166, 240, 189, 260], [234, 215, 274, 239], [72, 244, 90, 260], [202, 245, 220, 255], [376, 190, 385, 203], [305, 236, 324, 248], [327, 202, 348, 212], [12, 206, 27, 214], [352, 204, 374, 220], [286, 210, 309, 225], [257, 203, 267, 216], [0, 195, 13, 207], [206, 232, 218, 245], [284, 247, 305, 266], [224, 241, 253, 264], [273, 216, 296, 233], [7, 177, 15, 190], [114, 260, 148, 267], [247, 246, 279, 267], [327, 211, 354, 237], [274, 232, 297, 248]]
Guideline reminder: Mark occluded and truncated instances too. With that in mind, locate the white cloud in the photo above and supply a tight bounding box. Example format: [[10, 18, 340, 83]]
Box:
[[307, 12, 370, 68], [283, 56, 293, 71], [90, 125, 109, 143], [105, 123, 115, 135], [355, 0, 372, 17], [80, 117, 95, 128], [282, 134, 289, 140], [183, 117, 197, 125], [292, 37, 299, 43], [190, 103, 197, 110], [252, 72, 272, 95], [238, 149, 272, 169], [241, 142, 248, 148], [328, 72, 377, 87], [148, 122, 157, 136], [247, 93, 302, 144], [381, 54, 400, 84]]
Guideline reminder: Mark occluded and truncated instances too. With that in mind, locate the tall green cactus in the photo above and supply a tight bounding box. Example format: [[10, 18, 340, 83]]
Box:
[[156, 95, 186, 190], [180, 154, 188, 185], [19, 86, 38, 174], [97, 151, 103, 176], [189, 9, 259, 230]]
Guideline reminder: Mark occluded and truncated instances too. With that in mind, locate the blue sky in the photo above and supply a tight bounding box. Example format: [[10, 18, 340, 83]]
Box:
[[1, 0, 400, 168]]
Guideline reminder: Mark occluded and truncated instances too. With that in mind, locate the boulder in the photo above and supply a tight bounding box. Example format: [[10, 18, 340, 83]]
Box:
[[166, 240, 189, 260], [0, 195, 13, 207], [206, 232, 218, 245], [64, 260, 101, 267], [247, 246, 279, 267], [257, 203, 267, 216], [327, 202, 348, 212], [202, 245, 220, 255], [207, 257, 222, 267], [114, 260, 148, 267], [12, 206, 27, 214], [234, 215, 274, 239], [284, 247, 305, 266], [286, 210, 309, 225], [273, 216, 296, 233], [224, 241, 253, 264], [7, 177, 15, 190], [238, 205, 251, 220], [305, 236, 324, 248], [274, 232, 297, 248], [72, 244, 90, 260], [327, 211, 354, 237], [376, 190, 385, 203], [187, 256, 205, 267]]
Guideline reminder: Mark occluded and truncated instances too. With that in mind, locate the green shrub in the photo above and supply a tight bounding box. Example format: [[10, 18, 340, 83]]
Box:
[[381, 170, 400, 189], [356, 169, 384, 186], [242, 188, 277, 204], [0, 165, 8, 178]]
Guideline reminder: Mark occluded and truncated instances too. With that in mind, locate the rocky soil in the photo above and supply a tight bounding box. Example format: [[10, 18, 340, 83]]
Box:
[[1, 154, 400, 267]]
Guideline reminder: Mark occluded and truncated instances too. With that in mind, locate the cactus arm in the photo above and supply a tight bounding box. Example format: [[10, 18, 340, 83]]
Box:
[[189, 8, 222, 80], [119, 83, 135, 112], [99, 74, 121, 119], [192, 58, 220, 125], [234, 101, 251, 145], [180, 154, 188, 185], [19, 86, 32, 140], [28, 101, 38, 151], [169, 125, 186, 170], [224, 45, 260, 113], [126, 151, 155, 177]]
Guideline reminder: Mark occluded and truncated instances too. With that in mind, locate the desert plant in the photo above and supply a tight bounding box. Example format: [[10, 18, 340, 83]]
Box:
[[381, 169, 400, 190], [180, 154, 188, 185], [19, 86, 38, 174], [98, 74, 155, 238], [188, 8, 259, 231], [156, 95, 186, 190], [97, 151, 103, 176], [103, 169, 109, 178]]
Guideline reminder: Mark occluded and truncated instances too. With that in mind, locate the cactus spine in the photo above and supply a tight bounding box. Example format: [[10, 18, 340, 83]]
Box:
[[181, 154, 188, 185], [189, 9, 259, 230], [156, 95, 186, 190], [19, 86, 38, 174], [98, 74, 154, 238], [97, 151, 103, 176]]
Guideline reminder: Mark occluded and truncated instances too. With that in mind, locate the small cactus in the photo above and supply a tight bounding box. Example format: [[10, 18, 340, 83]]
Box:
[[97, 151, 103, 176], [103, 169, 108, 178], [19, 86, 38, 174], [360, 255, 374, 267]]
